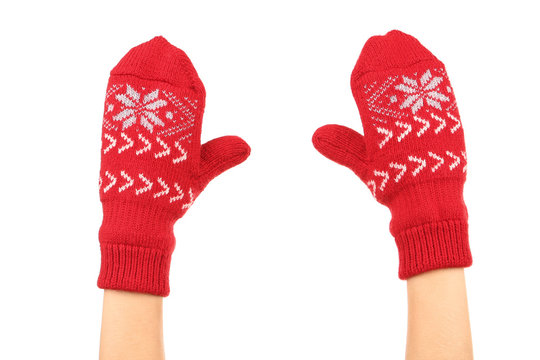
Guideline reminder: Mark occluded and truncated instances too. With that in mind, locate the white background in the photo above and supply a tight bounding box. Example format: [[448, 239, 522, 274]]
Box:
[[1, 0, 538, 358]]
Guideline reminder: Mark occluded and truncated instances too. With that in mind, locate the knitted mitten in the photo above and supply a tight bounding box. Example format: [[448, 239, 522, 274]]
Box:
[[98, 37, 250, 296], [312, 30, 472, 279]]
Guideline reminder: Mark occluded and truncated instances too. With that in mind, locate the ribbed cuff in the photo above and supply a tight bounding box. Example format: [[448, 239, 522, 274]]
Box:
[[98, 200, 176, 296], [98, 243, 172, 296], [395, 219, 472, 279]]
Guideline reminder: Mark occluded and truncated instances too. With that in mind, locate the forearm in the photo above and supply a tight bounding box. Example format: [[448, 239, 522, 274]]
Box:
[[100, 290, 165, 360], [406, 268, 473, 360]]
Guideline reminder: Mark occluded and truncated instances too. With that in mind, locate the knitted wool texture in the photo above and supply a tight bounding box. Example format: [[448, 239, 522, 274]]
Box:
[[98, 37, 250, 296], [313, 30, 472, 279]]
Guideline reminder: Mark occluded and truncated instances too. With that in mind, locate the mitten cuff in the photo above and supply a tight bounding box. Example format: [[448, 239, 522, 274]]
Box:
[[98, 243, 172, 296], [98, 200, 176, 296], [395, 219, 472, 279]]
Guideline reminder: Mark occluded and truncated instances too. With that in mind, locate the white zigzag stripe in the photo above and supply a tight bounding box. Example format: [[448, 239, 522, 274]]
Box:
[[461, 151, 467, 173], [118, 133, 134, 153], [408, 156, 426, 176], [431, 113, 446, 134], [153, 177, 170, 198], [389, 162, 407, 182], [413, 115, 430, 137], [428, 152, 445, 172], [118, 171, 134, 192], [103, 171, 116, 193], [395, 121, 411, 142], [373, 170, 389, 191], [448, 112, 461, 133], [170, 183, 184, 203], [173, 141, 188, 164], [135, 174, 153, 195], [154, 136, 170, 158], [367, 180, 377, 198], [182, 188, 195, 210], [376, 127, 393, 148], [136, 134, 151, 155], [103, 134, 116, 154], [446, 151, 460, 170]]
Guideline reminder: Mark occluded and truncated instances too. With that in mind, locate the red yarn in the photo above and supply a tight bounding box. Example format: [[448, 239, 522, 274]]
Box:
[[98, 37, 250, 296], [313, 30, 472, 279]]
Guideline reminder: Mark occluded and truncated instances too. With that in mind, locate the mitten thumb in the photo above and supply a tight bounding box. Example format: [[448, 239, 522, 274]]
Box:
[[312, 124, 370, 181], [199, 136, 251, 189]]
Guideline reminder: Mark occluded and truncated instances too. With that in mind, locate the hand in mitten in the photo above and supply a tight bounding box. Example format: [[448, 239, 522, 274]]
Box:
[[98, 37, 250, 296], [313, 30, 471, 279]]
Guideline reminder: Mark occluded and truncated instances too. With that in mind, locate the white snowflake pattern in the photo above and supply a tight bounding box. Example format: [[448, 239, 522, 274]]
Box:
[[394, 70, 450, 114], [113, 85, 168, 132]]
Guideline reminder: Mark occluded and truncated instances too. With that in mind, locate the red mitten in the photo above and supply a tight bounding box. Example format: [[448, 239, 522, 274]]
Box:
[[312, 30, 472, 279], [98, 37, 250, 296]]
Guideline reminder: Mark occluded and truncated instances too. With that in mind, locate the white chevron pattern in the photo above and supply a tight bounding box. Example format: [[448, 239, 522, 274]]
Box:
[[135, 174, 153, 195], [376, 127, 393, 149], [367, 180, 377, 198], [182, 188, 195, 210], [173, 141, 188, 164], [428, 152, 445, 172], [118, 132, 134, 154], [153, 177, 170, 198], [103, 133, 189, 165], [446, 151, 460, 170], [365, 149, 466, 198], [169, 183, 184, 203], [373, 170, 389, 191], [408, 156, 426, 176], [413, 116, 430, 137], [103, 171, 116, 193], [136, 134, 151, 155], [448, 112, 461, 133], [431, 113, 447, 134], [369, 112, 462, 149], [103, 134, 116, 154], [100, 170, 195, 210], [395, 121, 411, 142], [154, 136, 170, 158], [389, 162, 407, 182], [118, 171, 134, 192]]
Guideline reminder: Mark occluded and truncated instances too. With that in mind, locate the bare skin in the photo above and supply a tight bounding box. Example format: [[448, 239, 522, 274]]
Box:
[[100, 290, 165, 360], [406, 268, 473, 360], [98, 270, 472, 360]]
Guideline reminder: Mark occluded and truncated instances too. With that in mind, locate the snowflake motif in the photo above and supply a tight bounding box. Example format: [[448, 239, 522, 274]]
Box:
[[394, 70, 450, 114], [112, 85, 168, 132]]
